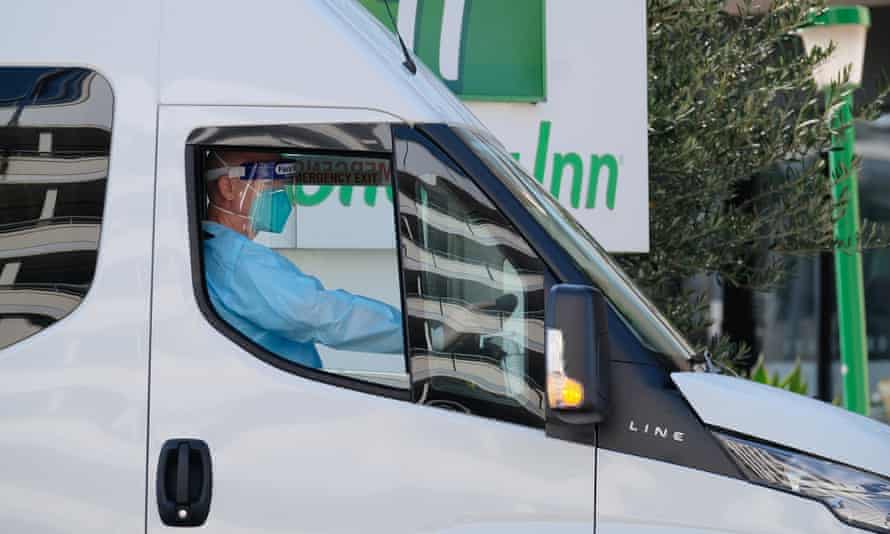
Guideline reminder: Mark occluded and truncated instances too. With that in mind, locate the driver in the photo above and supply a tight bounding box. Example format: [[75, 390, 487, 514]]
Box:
[[202, 150, 404, 369]]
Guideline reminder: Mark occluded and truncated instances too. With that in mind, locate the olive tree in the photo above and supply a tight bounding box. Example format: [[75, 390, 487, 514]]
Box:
[[620, 0, 888, 370]]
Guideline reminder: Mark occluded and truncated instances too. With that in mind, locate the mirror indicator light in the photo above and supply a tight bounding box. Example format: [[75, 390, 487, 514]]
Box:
[[547, 328, 585, 409]]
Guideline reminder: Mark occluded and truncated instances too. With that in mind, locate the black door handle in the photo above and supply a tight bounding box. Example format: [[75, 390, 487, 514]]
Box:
[[157, 439, 212, 527]]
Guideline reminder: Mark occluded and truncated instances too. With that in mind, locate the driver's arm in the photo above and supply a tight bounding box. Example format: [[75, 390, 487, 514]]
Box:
[[228, 241, 404, 353]]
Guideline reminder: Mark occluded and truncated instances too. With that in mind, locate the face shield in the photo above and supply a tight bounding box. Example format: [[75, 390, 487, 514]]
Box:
[[205, 155, 298, 235], [205, 149, 394, 238]]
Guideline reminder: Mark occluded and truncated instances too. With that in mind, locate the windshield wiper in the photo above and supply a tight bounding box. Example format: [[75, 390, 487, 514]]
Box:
[[689, 349, 737, 375]]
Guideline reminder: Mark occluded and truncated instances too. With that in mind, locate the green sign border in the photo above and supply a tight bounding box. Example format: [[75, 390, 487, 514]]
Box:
[[361, 0, 547, 103]]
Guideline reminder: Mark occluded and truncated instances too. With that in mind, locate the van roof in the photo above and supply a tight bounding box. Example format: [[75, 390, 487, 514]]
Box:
[[3, 0, 482, 128], [159, 0, 484, 128]]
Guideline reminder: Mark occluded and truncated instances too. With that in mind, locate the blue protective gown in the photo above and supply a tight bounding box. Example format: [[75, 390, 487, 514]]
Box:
[[202, 221, 404, 368]]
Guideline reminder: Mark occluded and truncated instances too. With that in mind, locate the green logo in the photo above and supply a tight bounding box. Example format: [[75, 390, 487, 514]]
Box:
[[360, 0, 546, 101], [287, 185, 393, 207]]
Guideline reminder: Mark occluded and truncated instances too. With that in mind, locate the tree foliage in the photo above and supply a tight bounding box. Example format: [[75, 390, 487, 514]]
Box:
[[619, 0, 889, 370]]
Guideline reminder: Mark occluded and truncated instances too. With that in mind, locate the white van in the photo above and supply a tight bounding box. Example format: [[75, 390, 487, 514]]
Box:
[[2, 1, 890, 532]]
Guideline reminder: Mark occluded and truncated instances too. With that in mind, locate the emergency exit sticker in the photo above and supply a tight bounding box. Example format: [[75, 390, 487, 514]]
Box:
[[278, 154, 390, 186], [360, 0, 546, 101]]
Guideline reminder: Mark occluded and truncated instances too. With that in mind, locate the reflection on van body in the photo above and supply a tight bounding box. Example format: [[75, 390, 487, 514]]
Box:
[[0, 67, 112, 349]]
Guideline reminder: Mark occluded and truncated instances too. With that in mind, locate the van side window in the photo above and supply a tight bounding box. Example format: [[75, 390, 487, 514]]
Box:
[[395, 133, 548, 428], [0, 67, 112, 350], [197, 148, 408, 389]]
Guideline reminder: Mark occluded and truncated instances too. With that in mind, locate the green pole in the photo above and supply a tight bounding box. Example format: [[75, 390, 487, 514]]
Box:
[[828, 89, 870, 415]]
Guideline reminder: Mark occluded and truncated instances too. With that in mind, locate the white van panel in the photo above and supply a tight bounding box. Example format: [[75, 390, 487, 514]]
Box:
[[0, 1, 160, 532], [597, 449, 859, 533], [149, 104, 594, 532], [673, 372, 890, 477], [158, 0, 483, 128]]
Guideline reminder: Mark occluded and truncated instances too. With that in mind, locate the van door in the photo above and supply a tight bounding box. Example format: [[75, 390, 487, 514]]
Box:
[[148, 106, 594, 532]]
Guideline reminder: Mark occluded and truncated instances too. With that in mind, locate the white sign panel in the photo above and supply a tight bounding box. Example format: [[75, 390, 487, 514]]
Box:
[[267, 0, 649, 252], [466, 1, 649, 252]]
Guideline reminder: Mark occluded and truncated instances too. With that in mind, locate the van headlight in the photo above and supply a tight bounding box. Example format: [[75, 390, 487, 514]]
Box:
[[714, 431, 890, 532]]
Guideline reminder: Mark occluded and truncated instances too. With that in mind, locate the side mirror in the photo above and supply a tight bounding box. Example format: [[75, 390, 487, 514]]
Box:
[[546, 284, 610, 425]]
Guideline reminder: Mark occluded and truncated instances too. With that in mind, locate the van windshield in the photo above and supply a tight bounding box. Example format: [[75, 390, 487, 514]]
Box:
[[454, 127, 694, 371]]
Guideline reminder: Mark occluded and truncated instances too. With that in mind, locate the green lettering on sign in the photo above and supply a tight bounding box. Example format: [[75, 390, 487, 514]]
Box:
[[551, 152, 584, 208], [287, 185, 393, 208], [292, 185, 333, 207], [515, 121, 621, 211], [359, 0, 545, 102], [589, 154, 619, 210]]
